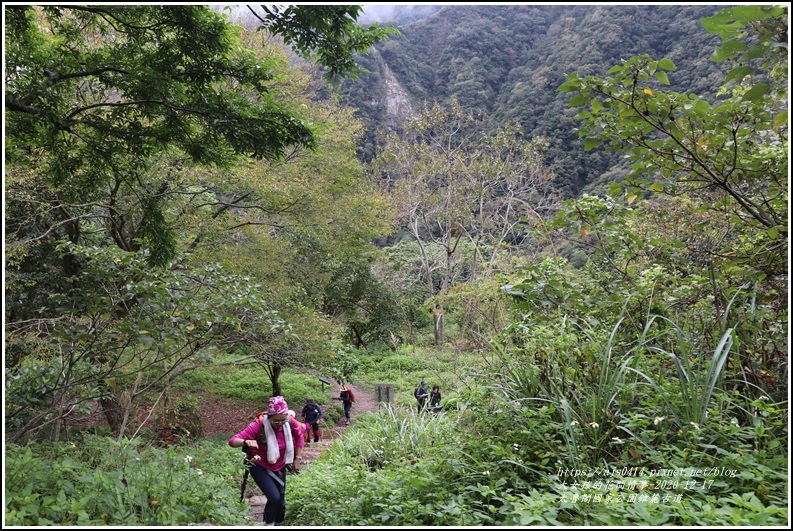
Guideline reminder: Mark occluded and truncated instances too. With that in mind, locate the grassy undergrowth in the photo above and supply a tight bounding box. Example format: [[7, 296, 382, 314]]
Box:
[[6, 339, 788, 526]]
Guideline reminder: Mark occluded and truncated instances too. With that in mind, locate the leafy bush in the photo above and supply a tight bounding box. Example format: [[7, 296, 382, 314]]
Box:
[[4, 436, 250, 526]]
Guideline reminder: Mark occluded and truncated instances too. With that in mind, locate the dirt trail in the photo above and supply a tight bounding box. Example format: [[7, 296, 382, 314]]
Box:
[[297, 382, 377, 463]]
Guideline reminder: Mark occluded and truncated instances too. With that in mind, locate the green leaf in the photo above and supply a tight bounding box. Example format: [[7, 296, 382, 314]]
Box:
[[569, 94, 588, 106], [649, 182, 664, 193], [584, 139, 601, 152], [591, 99, 603, 113], [743, 45, 767, 60], [607, 182, 623, 197], [732, 5, 774, 22], [741, 83, 770, 102], [654, 71, 670, 85], [773, 111, 787, 128], [657, 58, 677, 71], [557, 79, 580, 92], [693, 99, 712, 114], [700, 9, 747, 36], [712, 40, 749, 62], [725, 66, 754, 83]]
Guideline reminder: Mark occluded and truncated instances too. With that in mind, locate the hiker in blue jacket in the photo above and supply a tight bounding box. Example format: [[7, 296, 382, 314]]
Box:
[[301, 398, 323, 443]]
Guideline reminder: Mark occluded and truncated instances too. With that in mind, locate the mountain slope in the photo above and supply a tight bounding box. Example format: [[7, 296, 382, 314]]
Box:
[[341, 4, 731, 196]]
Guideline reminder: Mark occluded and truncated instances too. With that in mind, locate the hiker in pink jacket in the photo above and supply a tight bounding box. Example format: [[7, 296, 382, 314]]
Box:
[[229, 396, 305, 525]]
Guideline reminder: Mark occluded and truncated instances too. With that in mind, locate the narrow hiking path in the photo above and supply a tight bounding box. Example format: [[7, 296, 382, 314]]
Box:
[[235, 382, 377, 524], [286, 381, 377, 466]]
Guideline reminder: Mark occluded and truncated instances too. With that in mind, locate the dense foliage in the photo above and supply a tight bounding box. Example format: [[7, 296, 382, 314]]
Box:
[[4, 4, 788, 527], [5, 4, 392, 441]]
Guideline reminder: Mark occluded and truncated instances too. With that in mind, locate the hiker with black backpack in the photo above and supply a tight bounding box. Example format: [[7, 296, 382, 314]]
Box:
[[229, 396, 305, 526], [414, 380, 429, 413], [301, 398, 323, 443]]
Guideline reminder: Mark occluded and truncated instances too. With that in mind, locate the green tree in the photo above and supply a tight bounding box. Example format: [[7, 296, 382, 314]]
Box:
[[373, 99, 559, 343], [557, 4, 787, 280], [154, 30, 394, 392], [4, 4, 390, 438], [245, 5, 396, 83], [546, 4, 787, 384]]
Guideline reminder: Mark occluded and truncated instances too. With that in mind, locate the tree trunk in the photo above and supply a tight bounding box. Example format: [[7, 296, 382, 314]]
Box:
[[433, 304, 445, 343], [270, 364, 282, 397]]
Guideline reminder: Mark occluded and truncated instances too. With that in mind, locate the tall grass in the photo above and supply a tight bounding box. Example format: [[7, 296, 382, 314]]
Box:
[[626, 315, 734, 428], [336, 405, 448, 469], [495, 315, 641, 466]]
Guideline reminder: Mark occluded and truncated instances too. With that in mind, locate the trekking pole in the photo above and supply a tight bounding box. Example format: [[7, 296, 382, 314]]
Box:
[[239, 467, 249, 502], [239, 447, 252, 502]]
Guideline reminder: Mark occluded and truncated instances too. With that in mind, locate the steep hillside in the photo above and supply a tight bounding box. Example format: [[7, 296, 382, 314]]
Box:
[[340, 4, 732, 197]]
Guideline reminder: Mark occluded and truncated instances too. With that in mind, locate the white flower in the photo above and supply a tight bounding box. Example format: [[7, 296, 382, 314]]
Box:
[[653, 416, 665, 425], [730, 418, 740, 427], [570, 420, 579, 426], [759, 395, 769, 400], [482, 470, 490, 476], [513, 443, 520, 450], [253, 455, 261, 461], [196, 469, 203, 475], [611, 436, 621, 441], [185, 455, 193, 463], [690, 421, 700, 430], [589, 422, 599, 428]]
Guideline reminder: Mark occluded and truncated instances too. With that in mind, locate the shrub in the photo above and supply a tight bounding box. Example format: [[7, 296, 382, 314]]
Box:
[[4, 436, 250, 525]]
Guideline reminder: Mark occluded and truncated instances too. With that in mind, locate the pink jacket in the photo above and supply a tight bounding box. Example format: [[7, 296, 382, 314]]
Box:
[[229, 415, 305, 471]]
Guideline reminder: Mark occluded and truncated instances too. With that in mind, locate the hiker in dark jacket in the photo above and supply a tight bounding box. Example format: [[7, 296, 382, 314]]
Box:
[[429, 385, 442, 411], [414, 380, 429, 413], [301, 398, 323, 443]]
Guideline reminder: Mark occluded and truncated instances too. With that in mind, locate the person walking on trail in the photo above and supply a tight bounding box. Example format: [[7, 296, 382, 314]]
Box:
[[229, 396, 305, 526], [414, 380, 429, 413], [336, 384, 355, 425], [300, 398, 323, 443], [429, 385, 442, 411]]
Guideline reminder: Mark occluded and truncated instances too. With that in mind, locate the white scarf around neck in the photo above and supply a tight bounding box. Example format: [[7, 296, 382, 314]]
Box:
[[262, 415, 294, 465]]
